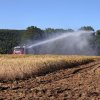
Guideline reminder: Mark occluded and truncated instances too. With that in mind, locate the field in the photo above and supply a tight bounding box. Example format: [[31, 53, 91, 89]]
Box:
[[0, 55, 100, 99], [0, 55, 99, 81]]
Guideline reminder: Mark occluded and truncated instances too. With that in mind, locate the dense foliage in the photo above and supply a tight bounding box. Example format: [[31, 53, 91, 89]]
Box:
[[79, 26, 94, 31], [0, 26, 100, 55], [0, 30, 21, 54]]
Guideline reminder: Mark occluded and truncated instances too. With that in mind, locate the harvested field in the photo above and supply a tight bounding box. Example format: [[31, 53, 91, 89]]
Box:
[[0, 55, 98, 81], [0, 55, 100, 99]]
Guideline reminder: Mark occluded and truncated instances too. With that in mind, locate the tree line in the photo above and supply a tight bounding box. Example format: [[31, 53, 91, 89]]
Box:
[[0, 26, 100, 55]]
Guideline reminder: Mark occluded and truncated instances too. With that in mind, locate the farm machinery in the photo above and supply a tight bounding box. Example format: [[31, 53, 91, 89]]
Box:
[[13, 46, 27, 54], [13, 46, 39, 54]]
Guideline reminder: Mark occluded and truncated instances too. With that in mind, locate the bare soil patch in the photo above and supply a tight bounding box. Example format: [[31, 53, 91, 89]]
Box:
[[0, 61, 100, 100]]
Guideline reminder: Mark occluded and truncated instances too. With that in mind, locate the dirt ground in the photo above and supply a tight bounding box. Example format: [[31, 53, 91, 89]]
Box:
[[0, 61, 100, 100]]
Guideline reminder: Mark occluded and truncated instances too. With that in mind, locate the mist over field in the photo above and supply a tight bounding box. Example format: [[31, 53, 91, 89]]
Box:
[[27, 31, 96, 55]]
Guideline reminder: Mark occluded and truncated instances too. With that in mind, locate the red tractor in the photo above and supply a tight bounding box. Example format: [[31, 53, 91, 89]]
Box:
[[13, 46, 26, 54], [13, 46, 36, 54], [13, 42, 44, 54]]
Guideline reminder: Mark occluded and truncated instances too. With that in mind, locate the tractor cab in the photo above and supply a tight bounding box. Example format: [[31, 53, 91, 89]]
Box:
[[13, 46, 26, 54]]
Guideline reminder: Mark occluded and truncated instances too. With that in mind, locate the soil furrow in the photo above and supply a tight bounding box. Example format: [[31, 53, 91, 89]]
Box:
[[0, 61, 100, 100]]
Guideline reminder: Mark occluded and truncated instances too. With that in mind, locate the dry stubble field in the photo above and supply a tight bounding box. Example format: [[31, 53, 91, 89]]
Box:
[[0, 55, 100, 100]]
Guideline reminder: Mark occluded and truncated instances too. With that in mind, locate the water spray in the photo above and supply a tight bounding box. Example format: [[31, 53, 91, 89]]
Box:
[[13, 31, 95, 55]]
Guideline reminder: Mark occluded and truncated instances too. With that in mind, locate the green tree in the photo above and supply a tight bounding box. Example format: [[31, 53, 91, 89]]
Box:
[[67, 29, 74, 32], [95, 30, 100, 55], [96, 30, 100, 36], [79, 26, 94, 31], [0, 30, 21, 54], [44, 28, 74, 34], [44, 28, 56, 33], [23, 26, 44, 41]]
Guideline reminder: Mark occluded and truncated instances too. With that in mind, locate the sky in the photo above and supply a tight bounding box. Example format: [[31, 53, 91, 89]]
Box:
[[0, 0, 100, 30]]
